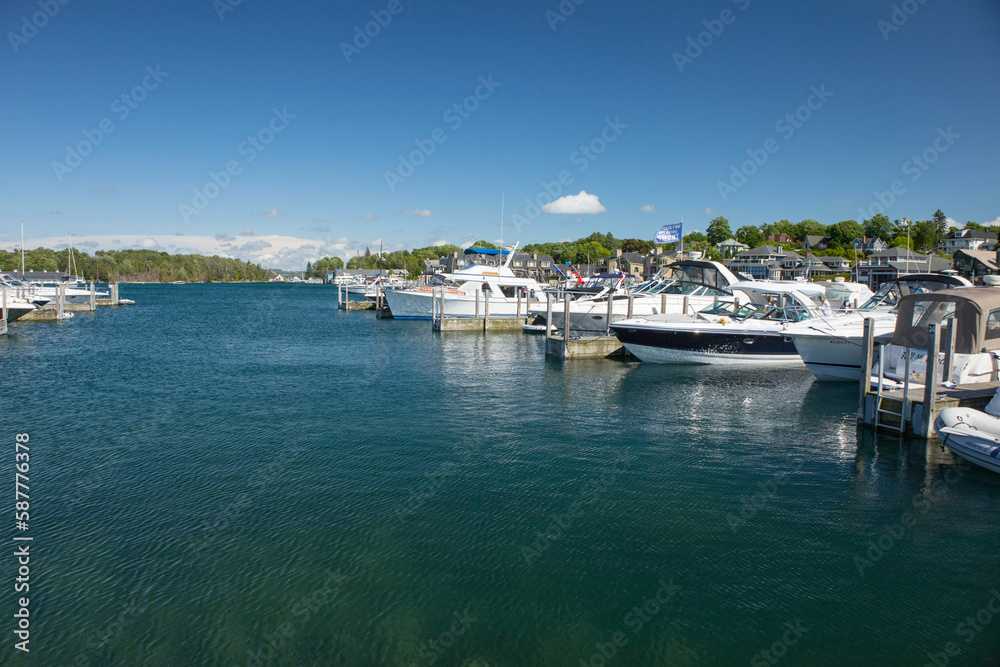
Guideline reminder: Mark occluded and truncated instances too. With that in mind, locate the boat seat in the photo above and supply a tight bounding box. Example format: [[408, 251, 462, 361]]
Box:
[[985, 388, 1000, 417]]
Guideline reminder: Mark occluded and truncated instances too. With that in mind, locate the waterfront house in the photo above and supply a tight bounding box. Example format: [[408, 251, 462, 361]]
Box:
[[851, 237, 888, 255], [952, 249, 1000, 282], [727, 245, 801, 280], [939, 229, 998, 254], [644, 247, 675, 276], [804, 235, 832, 251], [822, 256, 851, 272], [715, 238, 750, 258], [598, 249, 646, 279], [766, 233, 794, 245], [852, 247, 952, 288]]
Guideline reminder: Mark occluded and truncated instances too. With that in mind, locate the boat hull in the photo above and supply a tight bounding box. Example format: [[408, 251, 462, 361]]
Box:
[[935, 407, 1000, 474], [382, 288, 543, 320], [611, 325, 804, 365], [790, 335, 866, 381]]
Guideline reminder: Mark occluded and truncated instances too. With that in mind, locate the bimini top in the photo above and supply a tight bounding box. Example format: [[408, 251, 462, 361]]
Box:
[[892, 287, 1000, 354], [464, 248, 510, 256], [656, 260, 749, 292]]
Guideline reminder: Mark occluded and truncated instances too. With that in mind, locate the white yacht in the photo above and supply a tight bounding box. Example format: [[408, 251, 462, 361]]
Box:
[[785, 274, 972, 381], [609, 281, 826, 365], [6, 274, 107, 303], [382, 247, 548, 320], [529, 260, 749, 333]]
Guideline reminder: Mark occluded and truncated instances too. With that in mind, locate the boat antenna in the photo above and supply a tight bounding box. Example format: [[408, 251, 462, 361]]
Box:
[[499, 192, 504, 253], [20, 221, 25, 279]]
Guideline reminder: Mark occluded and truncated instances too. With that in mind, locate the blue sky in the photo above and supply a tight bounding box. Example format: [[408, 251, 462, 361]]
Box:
[[2, 0, 999, 267]]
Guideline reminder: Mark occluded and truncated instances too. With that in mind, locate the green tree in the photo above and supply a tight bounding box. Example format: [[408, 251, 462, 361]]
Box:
[[705, 216, 732, 246], [963, 221, 985, 232], [796, 219, 826, 241], [735, 226, 763, 248], [933, 209, 949, 238], [683, 232, 706, 244], [911, 220, 939, 252], [468, 240, 498, 250], [827, 220, 864, 248], [863, 214, 896, 242], [574, 241, 610, 265], [621, 238, 654, 254]]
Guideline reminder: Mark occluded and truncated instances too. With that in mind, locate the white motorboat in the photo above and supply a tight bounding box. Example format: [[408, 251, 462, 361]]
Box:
[[0, 295, 36, 322], [0, 274, 51, 307], [873, 287, 1000, 389], [382, 246, 548, 320], [529, 260, 749, 333], [785, 274, 972, 381], [609, 281, 826, 365], [934, 392, 1000, 474], [7, 273, 107, 303], [346, 275, 407, 299]]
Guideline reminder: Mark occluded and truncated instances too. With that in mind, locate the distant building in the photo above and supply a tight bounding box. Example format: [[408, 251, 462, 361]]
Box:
[[644, 247, 675, 276], [952, 249, 1000, 281], [598, 249, 646, 279], [766, 233, 794, 245], [852, 247, 952, 288], [822, 256, 851, 272], [851, 237, 888, 255], [715, 238, 749, 258], [727, 245, 803, 280], [939, 229, 998, 254], [803, 235, 832, 251]]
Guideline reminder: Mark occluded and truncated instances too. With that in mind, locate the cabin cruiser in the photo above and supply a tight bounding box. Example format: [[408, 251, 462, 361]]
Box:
[[873, 287, 1000, 389], [529, 260, 749, 333], [935, 390, 1000, 475], [1, 295, 37, 322], [0, 274, 51, 307], [785, 274, 972, 381], [381, 246, 548, 320], [609, 281, 826, 365], [346, 275, 407, 298]]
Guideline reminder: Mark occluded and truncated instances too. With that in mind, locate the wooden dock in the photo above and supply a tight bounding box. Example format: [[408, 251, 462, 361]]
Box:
[[857, 316, 991, 439], [433, 316, 531, 332], [545, 333, 629, 359]]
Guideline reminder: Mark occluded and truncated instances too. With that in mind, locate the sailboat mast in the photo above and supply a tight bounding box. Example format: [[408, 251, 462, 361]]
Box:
[[21, 222, 25, 278], [499, 193, 504, 253]]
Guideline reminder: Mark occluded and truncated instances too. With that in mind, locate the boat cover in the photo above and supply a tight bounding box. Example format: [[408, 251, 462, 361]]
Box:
[[892, 287, 1000, 354]]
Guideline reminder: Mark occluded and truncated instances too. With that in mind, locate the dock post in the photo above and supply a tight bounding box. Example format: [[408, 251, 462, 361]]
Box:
[[57, 284, 64, 319], [432, 286, 438, 326], [2, 287, 7, 322], [90, 281, 95, 310], [661, 293, 666, 315], [902, 353, 911, 433], [563, 293, 570, 358], [475, 290, 480, 319], [921, 323, 941, 437], [606, 292, 614, 334], [545, 293, 553, 340], [516, 290, 522, 319], [858, 318, 874, 420], [484, 290, 490, 332], [627, 294, 634, 319], [943, 317, 956, 379], [683, 295, 689, 315]]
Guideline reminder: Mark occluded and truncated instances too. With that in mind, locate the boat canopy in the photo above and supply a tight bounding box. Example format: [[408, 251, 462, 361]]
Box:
[[658, 260, 746, 292], [464, 248, 510, 256], [892, 287, 1000, 354]]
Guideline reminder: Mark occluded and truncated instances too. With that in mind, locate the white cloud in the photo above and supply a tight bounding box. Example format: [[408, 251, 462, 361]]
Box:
[[433, 239, 451, 247], [985, 216, 1000, 227], [360, 213, 379, 220], [259, 209, 282, 218], [99, 186, 115, 194], [835, 197, 852, 204], [640, 205, 658, 213], [947, 217, 961, 228], [400, 209, 432, 218], [704, 207, 718, 216], [241, 228, 255, 236], [135, 237, 158, 249], [542, 190, 607, 215]]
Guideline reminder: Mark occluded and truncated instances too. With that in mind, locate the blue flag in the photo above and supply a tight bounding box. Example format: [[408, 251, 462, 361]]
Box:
[[654, 223, 682, 244]]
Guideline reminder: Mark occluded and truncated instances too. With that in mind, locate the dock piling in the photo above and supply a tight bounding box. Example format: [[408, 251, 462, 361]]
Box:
[[627, 294, 634, 319], [858, 318, 874, 418], [921, 323, 941, 437], [606, 292, 614, 335], [545, 294, 553, 340], [563, 293, 570, 358]]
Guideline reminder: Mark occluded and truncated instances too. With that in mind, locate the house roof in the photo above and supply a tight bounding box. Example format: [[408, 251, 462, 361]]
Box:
[[716, 238, 748, 247], [870, 247, 926, 259], [738, 245, 795, 258], [947, 229, 998, 241], [822, 256, 848, 264], [804, 235, 831, 245], [954, 249, 999, 270], [852, 236, 887, 246]]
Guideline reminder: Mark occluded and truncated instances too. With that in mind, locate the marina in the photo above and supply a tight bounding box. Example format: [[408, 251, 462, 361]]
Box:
[[4, 282, 1000, 665]]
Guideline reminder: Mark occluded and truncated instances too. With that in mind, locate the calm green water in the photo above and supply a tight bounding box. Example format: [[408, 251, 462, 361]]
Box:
[[2, 283, 1000, 666]]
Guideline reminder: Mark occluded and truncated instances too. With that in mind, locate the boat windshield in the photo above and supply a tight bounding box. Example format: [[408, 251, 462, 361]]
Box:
[[700, 301, 737, 316]]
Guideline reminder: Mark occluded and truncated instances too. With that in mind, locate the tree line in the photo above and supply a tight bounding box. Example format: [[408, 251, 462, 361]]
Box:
[[0, 248, 271, 282]]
